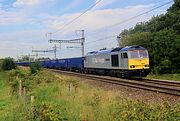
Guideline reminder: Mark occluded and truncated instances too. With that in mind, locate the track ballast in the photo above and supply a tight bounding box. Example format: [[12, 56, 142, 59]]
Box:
[[49, 69, 180, 96]]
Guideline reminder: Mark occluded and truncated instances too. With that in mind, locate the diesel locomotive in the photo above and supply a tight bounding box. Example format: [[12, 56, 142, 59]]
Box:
[[84, 45, 149, 77], [17, 45, 150, 78]]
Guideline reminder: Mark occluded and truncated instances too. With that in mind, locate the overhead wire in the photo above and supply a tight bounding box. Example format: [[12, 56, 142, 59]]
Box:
[[84, 1, 173, 51], [86, 0, 173, 37], [49, 1, 173, 44], [52, 0, 102, 34], [47, 0, 173, 57], [85, 35, 118, 52], [85, 41, 117, 52], [85, 35, 117, 44]]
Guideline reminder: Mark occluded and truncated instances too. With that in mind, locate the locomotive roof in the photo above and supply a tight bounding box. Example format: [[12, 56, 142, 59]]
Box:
[[87, 50, 111, 55], [121, 45, 146, 51], [86, 45, 146, 55]]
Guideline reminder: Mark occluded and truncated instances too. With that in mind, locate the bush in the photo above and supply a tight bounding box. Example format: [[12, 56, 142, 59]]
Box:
[[30, 61, 42, 74], [34, 103, 67, 121], [8, 69, 29, 93], [2, 58, 16, 71], [0, 59, 3, 71]]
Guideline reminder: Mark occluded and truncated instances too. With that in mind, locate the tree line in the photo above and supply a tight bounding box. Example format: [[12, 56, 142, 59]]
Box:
[[118, 0, 180, 74]]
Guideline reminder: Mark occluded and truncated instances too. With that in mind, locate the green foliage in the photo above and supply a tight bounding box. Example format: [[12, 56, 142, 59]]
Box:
[[119, 32, 152, 48], [0, 59, 3, 72], [7, 69, 57, 93], [85, 93, 101, 108], [34, 103, 67, 121], [151, 29, 180, 74], [8, 69, 29, 93], [0, 72, 25, 120], [29, 61, 41, 74], [1, 58, 16, 71], [118, 0, 180, 74], [1, 69, 180, 120], [110, 100, 180, 121], [147, 73, 180, 81]]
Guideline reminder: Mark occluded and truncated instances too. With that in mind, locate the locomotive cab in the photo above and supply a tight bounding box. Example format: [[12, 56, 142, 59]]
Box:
[[124, 46, 150, 77], [117, 45, 150, 77], [128, 49, 149, 70]]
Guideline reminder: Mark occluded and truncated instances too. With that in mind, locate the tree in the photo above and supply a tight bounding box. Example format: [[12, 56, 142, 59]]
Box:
[[29, 61, 42, 74], [118, 32, 152, 48], [118, 0, 180, 74], [152, 29, 179, 74], [2, 58, 17, 71]]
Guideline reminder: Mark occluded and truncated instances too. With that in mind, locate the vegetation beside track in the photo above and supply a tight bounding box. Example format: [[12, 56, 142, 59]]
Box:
[[0, 72, 23, 120], [147, 73, 180, 81], [118, 0, 180, 75], [0, 68, 179, 121], [0, 59, 3, 71]]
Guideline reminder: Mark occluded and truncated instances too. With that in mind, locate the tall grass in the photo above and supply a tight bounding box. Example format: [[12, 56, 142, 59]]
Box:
[[0, 72, 25, 121], [1, 69, 180, 121], [147, 73, 180, 81]]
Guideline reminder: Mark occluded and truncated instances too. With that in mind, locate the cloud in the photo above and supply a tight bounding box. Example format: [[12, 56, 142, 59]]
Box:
[[0, 1, 169, 58], [46, 4, 154, 35], [0, 0, 36, 25], [0, 10, 27, 25], [0, 29, 51, 58], [24, 4, 156, 58], [13, 0, 42, 7]]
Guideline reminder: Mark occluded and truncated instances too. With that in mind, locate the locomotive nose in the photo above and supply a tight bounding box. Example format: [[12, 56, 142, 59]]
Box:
[[129, 58, 149, 70]]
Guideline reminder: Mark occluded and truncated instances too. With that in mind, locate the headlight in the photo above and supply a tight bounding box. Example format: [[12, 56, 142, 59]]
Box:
[[145, 65, 149, 67], [130, 65, 135, 68]]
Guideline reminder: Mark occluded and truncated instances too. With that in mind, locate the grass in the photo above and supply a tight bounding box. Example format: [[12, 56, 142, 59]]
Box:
[[147, 73, 180, 81], [0, 72, 24, 121], [0, 69, 180, 120], [0, 72, 11, 117], [31, 75, 180, 121]]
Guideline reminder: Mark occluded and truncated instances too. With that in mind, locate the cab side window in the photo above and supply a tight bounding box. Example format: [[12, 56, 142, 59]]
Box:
[[121, 53, 128, 58], [123, 53, 128, 58]]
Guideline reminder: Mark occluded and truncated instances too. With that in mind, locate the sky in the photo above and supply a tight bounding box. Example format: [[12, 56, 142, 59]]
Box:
[[0, 0, 173, 59]]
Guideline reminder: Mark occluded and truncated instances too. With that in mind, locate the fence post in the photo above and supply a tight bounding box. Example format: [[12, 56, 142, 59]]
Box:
[[31, 96, 35, 106], [19, 79, 22, 97], [69, 83, 73, 96], [23, 87, 26, 101], [31, 96, 36, 120]]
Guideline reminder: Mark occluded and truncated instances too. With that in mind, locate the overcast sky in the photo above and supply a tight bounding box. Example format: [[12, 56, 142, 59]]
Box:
[[0, 0, 173, 59]]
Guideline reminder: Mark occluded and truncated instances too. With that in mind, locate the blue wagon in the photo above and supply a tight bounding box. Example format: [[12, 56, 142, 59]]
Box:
[[16, 61, 30, 66], [67, 57, 84, 71], [55, 59, 68, 69]]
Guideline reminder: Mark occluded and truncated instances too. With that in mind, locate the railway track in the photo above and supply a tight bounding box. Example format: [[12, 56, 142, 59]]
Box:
[[49, 69, 180, 96]]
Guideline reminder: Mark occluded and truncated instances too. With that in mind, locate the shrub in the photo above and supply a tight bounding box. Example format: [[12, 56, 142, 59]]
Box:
[[30, 61, 41, 74], [2, 58, 16, 71], [32, 103, 67, 121], [8, 69, 29, 93], [0, 59, 3, 71]]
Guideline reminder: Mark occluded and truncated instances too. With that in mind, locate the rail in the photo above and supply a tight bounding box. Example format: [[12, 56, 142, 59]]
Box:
[[49, 69, 180, 96]]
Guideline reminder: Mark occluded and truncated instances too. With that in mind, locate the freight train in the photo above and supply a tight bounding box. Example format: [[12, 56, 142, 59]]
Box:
[[17, 45, 150, 78]]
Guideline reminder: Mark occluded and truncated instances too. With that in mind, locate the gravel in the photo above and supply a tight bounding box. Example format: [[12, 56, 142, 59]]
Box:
[[68, 75, 180, 106]]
